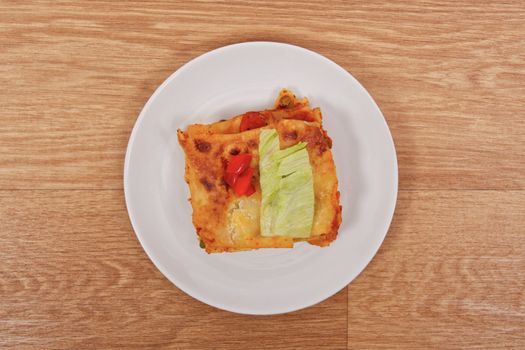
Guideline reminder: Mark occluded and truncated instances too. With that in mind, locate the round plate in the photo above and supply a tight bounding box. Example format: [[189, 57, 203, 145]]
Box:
[[124, 42, 397, 315]]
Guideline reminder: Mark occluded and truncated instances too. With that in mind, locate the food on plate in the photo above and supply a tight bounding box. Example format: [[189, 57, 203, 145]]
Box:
[[177, 89, 341, 253]]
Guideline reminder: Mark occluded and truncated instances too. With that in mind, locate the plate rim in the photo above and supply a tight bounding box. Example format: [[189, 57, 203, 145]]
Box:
[[123, 41, 398, 315]]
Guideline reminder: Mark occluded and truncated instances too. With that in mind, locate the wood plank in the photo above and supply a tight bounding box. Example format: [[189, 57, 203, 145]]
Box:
[[0, 1, 524, 189], [348, 190, 525, 349], [0, 190, 347, 350]]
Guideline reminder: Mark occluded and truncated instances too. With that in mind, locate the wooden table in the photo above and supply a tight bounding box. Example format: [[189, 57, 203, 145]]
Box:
[[1, 1, 524, 349]]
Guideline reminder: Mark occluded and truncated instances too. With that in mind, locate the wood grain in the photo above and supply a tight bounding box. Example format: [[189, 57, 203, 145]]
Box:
[[348, 190, 525, 349], [0, 190, 347, 350], [0, 1, 524, 189], [0, 1, 524, 349]]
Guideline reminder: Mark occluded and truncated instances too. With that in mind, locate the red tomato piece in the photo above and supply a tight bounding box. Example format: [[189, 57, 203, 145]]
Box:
[[226, 153, 252, 175], [233, 167, 254, 196], [224, 172, 237, 187], [239, 112, 267, 132], [244, 183, 256, 196]]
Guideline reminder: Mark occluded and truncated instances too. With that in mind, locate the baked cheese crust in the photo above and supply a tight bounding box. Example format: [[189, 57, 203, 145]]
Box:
[[186, 89, 322, 137]]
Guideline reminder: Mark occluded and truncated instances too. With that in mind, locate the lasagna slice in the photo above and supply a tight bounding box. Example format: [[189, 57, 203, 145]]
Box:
[[177, 90, 341, 253]]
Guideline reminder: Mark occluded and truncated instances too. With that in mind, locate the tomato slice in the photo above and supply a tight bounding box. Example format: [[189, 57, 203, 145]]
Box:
[[239, 112, 267, 132], [224, 172, 237, 187], [226, 153, 252, 175], [233, 167, 254, 196], [244, 183, 256, 196], [224, 153, 256, 196]]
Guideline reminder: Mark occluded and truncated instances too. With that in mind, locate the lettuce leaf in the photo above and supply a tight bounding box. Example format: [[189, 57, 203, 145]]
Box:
[[259, 129, 314, 238]]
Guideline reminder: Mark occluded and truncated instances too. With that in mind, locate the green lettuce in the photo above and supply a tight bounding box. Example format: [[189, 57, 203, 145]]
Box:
[[259, 129, 281, 236], [259, 129, 314, 238]]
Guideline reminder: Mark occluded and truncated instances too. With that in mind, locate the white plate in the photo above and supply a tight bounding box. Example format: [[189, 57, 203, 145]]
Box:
[[124, 42, 397, 315]]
